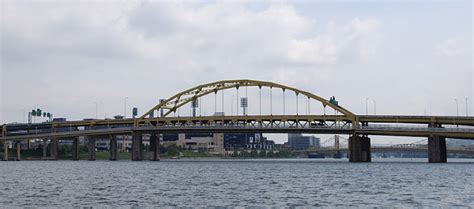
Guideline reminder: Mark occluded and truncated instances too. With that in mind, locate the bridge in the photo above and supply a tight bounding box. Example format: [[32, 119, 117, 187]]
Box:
[[1, 79, 473, 163], [293, 137, 474, 157]]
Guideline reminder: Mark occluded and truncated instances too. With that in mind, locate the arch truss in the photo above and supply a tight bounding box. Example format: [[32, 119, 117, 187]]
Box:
[[138, 79, 356, 123]]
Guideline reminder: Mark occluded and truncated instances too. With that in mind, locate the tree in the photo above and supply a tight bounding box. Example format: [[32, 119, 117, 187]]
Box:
[[259, 150, 267, 158], [250, 149, 258, 158], [167, 144, 179, 157]]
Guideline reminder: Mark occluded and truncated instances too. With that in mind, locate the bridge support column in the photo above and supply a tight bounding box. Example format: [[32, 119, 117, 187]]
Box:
[[349, 135, 371, 162], [88, 136, 96, 161], [72, 137, 80, 161], [15, 142, 21, 161], [2, 141, 8, 161], [132, 133, 143, 161], [150, 134, 160, 161], [428, 136, 447, 163], [109, 135, 117, 161], [42, 139, 48, 158], [50, 138, 58, 160]]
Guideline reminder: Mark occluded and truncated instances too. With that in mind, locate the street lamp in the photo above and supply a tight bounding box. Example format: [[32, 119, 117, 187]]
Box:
[[365, 98, 369, 115], [124, 97, 128, 118], [94, 102, 98, 119], [455, 99, 459, 117], [466, 97, 469, 116], [373, 100, 377, 115]]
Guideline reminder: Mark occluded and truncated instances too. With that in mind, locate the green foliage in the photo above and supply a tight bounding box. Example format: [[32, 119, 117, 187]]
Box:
[[181, 150, 208, 158], [259, 150, 267, 158], [164, 144, 179, 157]]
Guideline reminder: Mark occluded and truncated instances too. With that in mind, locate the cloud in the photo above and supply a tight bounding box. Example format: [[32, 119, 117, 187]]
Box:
[[1, 1, 384, 122], [435, 36, 470, 57], [126, 2, 381, 70]]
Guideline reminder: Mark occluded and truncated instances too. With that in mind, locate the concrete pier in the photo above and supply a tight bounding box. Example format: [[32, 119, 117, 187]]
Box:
[[50, 138, 58, 160], [88, 136, 96, 161], [349, 135, 371, 162], [109, 135, 117, 161], [2, 141, 8, 161], [428, 136, 447, 163], [150, 134, 160, 161], [132, 133, 143, 161], [42, 139, 48, 158], [72, 137, 80, 161], [15, 142, 21, 161]]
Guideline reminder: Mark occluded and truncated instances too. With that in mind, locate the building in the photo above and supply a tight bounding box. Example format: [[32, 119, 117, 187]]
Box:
[[161, 132, 275, 154], [162, 133, 225, 155], [288, 133, 320, 150], [224, 133, 275, 150], [95, 135, 150, 151]]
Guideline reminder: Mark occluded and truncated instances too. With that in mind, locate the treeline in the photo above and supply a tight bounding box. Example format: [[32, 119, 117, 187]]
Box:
[[228, 149, 292, 158]]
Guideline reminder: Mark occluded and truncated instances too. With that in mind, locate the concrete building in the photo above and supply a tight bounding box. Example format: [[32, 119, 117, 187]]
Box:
[[162, 133, 225, 155], [288, 133, 320, 150], [95, 135, 150, 151]]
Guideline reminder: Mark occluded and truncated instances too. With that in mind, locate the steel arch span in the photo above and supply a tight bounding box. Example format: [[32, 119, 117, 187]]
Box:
[[138, 79, 356, 121]]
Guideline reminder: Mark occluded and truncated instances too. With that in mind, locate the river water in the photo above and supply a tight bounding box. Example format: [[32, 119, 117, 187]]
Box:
[[0, 158, 473, 207]]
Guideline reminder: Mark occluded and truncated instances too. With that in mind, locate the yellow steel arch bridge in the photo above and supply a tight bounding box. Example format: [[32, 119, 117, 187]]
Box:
[[1, 79, 474, 162], [1, 79, 474, 139]]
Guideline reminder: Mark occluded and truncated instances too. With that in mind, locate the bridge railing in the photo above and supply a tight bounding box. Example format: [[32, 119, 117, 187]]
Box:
[[362, 124, 474, 133], [142, 121, 354, 129]]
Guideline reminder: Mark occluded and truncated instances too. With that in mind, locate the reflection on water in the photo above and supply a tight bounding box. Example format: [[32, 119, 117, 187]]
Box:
[[0, 158, 473, 207]]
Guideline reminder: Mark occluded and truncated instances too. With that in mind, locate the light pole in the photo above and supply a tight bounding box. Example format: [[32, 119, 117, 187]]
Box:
[[124, 97, 128, 118], [94, 102, 98, 119], [373, 100, 377, 115], [466, 97, 469, 116], [455, 99, 459, 117], [365, 98, 369, 115]]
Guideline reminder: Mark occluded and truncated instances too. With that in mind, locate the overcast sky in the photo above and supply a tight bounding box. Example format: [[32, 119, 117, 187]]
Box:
[[1, 0, 472, 143]]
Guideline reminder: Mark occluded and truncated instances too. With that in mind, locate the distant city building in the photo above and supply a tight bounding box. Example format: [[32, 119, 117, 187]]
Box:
[[224, 133, 274, 150], [160, 132, 275, 154], [288, 133, 320, 149], [162, 133, 225, 155]]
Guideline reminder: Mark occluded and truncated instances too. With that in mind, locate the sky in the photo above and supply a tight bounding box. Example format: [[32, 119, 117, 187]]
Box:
[[1, 0, 473, 144]]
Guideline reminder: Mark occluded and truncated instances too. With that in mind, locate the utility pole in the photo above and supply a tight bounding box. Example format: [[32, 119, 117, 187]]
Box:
[[466, 97, 469, 116], [94, 102, 98, 119], [365, 98, 369, 115], [455, 99, 459, 116], [373, 100, 377, 115], [124, 97, 128, 118]]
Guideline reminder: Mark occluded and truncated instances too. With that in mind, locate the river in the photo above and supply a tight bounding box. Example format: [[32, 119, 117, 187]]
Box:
[[0, 158, 473, 207]]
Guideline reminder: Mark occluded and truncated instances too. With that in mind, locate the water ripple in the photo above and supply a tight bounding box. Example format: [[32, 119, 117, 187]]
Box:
[[0, 159, 473, 207]]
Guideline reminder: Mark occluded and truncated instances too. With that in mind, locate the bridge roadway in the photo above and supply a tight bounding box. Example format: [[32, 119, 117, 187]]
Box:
[[293, 147, 474, 156], [1, 115, 474, 141], [1, 115, 474, 163]]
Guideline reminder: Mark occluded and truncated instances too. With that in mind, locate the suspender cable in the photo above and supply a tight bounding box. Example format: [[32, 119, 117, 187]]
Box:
[[222, 89, 224, 113], [307, 96, 310, 115], [296, 92, 298, 115], [259, 86, 262, 115], [245, 86, 248, 116], [270, 87, 273, 115], [283, 88, 286, 115], [237, 88, 240, 116]]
